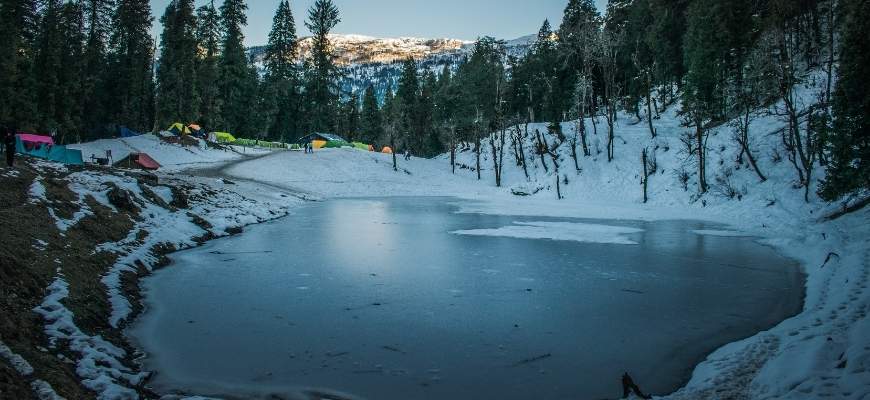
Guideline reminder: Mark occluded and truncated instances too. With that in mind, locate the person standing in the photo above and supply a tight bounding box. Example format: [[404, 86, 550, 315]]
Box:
[[4, 127, 16, 168]]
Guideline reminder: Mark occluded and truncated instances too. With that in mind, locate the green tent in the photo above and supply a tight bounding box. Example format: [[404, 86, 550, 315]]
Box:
[[324, 140, 351, 148], [213, 132, 236, 143], [352, 142, 371, 151]]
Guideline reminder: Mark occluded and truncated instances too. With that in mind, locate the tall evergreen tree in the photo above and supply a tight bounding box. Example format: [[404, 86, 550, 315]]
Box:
[[262, 0, 300, 140], [56, 1, 87, 142], [820, 0, 870, 200], [359, 85, 381, 145], [195, 0, 222, 130], [419, 70, 441, 156], [156, 0, 199, 128], [395, 57, 420, 151], [0, 0, 40, 129], [82, 0, 116, 138], [303, 0, 341, 132], [34, 0, 65, 133], [218, 0, 255, 135], [106, 0, 155, 132]]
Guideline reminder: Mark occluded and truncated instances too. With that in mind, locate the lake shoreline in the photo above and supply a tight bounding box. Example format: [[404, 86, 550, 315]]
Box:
[[128, 197, 806, 400]]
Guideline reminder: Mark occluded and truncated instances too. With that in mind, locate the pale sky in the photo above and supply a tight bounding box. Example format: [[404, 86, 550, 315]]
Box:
[[149, 0, 608, 46]]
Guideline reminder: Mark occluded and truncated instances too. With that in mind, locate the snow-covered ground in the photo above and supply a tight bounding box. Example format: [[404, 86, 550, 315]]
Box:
[[68, 134, 269, 172], [13, 74, 869, 398], [222, 147, 497, 199]]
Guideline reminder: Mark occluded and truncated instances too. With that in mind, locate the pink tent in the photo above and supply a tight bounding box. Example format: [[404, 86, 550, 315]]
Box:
[[16, 134, 54, 146], [132, 153, 161, 170]]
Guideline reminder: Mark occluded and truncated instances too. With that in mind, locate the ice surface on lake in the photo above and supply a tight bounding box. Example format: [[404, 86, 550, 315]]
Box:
[[452, 221, 644, 244], [130, 198, 802, 400]]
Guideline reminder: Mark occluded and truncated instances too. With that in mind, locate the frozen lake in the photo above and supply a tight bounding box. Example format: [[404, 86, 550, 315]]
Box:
[[129, 197, 803, 400]]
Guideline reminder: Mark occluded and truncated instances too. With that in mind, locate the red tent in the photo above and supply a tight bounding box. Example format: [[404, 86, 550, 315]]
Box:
[[115, 152, 161, 170], [133, 153, 161, 170], [17, 133, 54, 146]]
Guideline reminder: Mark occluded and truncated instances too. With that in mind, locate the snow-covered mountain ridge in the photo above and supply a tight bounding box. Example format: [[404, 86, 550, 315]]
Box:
[[247, 33, 536, 99]]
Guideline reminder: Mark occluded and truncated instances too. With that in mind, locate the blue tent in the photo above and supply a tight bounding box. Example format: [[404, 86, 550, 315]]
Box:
[[120, 127, 142, 138], [15, 137, 84, 166]]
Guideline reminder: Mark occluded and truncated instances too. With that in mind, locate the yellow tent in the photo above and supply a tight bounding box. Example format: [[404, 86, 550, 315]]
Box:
[[168, 122, 191, 135], [381, 146, 393, 154], [312, 140, 327, 149]]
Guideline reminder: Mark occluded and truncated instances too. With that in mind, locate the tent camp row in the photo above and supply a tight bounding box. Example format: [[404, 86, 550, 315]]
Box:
[[15, 134, 84, 166], [298, 133, 385, 153]]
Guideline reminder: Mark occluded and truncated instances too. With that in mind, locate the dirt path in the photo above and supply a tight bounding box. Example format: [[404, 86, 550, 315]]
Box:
[[186, 150, 321, 202]]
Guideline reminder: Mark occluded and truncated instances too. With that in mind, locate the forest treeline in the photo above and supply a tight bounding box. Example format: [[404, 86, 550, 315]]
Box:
[[0, 0, 866, 200]]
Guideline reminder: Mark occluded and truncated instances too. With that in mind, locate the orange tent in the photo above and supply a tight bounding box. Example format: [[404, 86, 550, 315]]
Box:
[[381, 146, 393, 154]]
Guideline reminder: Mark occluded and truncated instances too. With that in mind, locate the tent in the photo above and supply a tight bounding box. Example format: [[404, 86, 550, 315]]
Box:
[[352, 142, 372, 151], [312, 140, 327, 149], [114, 152, 161, 170], [168, 122, 191, 136], [381, 146, 393, 154], [297, 132, 347, 145], [15, 135, 83, 166], [212, 132, 236, 143], [324, 140, 351, 148], [119, 127, 142, 138], [17, 133, 54, 146], [188, 124, 203, 136]]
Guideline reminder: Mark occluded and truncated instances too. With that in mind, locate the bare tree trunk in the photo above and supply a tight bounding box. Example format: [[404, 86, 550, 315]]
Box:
[[696, 118, 708, 194], [475, 138, 481, 180], [737, 105, 767, 182], [450, 133, 456, 174], [555, 174, 562, 200], [646, 70, 657, 138], [642, 148, 649, 203], [391, 132, 398, 172], [516, 125, 529, 180], [535, 129, 549, 173]]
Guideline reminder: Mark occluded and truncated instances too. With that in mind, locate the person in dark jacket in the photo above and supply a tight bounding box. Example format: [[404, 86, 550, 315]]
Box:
[[622, 372, 652, 399], [3, 127, 15, 168]]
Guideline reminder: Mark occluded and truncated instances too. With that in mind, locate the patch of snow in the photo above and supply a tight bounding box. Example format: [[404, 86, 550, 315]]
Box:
[[0, 340, 35, 376], [33, 276, 145, 400], [150, 185, 174, 205], [31, 380, 66, 400], [691, 229, 750, 237], [452, 221, 643, 244]]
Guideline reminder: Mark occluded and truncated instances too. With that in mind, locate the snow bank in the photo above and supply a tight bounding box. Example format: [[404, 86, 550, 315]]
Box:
[[68, 134, 269, 172], [223, 147, 496, 199], [0, 340, 65, 399], [452, 221, 643, 244], [33, 277, 144, 400]]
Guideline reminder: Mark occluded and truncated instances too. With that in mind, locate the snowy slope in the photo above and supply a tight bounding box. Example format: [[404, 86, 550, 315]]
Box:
[[439, 84, 870, 398], [68, 134, 269, 172], [222, 147, 498, 199]]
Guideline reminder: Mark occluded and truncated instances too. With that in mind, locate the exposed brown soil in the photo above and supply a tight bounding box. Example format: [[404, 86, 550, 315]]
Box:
[[0, 160, 215, 399]]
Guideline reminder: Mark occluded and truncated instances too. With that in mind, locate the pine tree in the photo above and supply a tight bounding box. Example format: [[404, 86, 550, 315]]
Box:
[[418, 70, 440, 156], [34, 0, 65, 133], [82, 0, 116, 138], [820, 0, 870, 200], [303, 0, 341, 133], [156, 0, 199, 128], [263, 0, 300, 141], [395, 58, 420, 152], [218, 0, 251, 134], [56, 1, 87, 142], [359, 85, 381, 145], [195, 0, 221, 130], [106, 0, 155, 132], [0, 0, 40, 129]]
